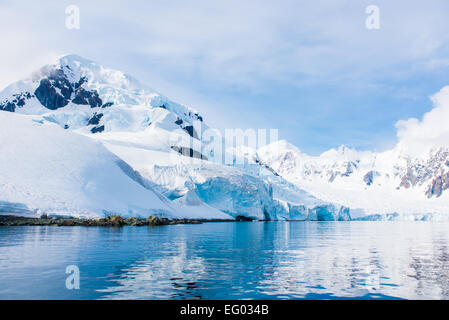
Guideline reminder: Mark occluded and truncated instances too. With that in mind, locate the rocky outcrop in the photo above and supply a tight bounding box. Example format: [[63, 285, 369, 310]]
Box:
[[183, 125, 198, 139], [174, 118, 199, 139], [101, 102, 114, 108], [334, 161, 358, 181], [425, 171, 449, 198], [0, 101, 16, 112], [183, 111, 203, 122], [147, 216, 170, 225], [32, 68, 110, 111], [34, 69, 74, 110], [0, 92, 34, 112], [363, 170, 379, 186], [171, 146, 208, 160], [253, 156, 280, 176], [90, 125, 105, 134], [398, 149, 449, 197], [0, 215, 207, 227], [399, 168, 417, 189], [87, 113, 103, 126], [72, 87, 102, 108]]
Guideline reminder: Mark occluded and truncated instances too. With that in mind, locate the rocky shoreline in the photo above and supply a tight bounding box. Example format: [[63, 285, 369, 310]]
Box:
[[0, 215, 235, 227]]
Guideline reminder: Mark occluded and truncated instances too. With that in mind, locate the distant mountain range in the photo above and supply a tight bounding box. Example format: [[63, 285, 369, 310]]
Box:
[[255, 140, 449, 219]]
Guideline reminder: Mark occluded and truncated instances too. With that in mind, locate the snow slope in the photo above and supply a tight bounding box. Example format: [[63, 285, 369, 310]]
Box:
[[0, 112, 180, 218]]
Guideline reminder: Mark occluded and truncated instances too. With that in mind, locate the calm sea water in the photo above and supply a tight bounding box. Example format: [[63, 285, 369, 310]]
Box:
[[0, 221, 448, 300]]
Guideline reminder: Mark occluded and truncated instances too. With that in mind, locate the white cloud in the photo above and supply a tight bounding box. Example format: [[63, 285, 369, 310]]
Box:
[[396, 86, 449, 155]]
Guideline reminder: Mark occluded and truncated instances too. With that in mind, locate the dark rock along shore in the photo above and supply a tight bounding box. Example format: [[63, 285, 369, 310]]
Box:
[[0, 215, 234, 227]]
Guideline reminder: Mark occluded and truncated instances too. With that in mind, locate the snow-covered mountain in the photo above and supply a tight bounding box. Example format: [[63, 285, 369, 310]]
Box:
[[256, 132, 449, 219], [0, 54, 204, 138], [4, 54, 447, 221], [0, 54, 349, 220]]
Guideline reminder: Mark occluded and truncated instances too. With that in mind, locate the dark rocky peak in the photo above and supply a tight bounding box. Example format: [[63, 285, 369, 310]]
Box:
[[46, 68, 74, 99], [32, 66, 111, 111], [35, 79, 70, 110], [33, 67, 76, 110]]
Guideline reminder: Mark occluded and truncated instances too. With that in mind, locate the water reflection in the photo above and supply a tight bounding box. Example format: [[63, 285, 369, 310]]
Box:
[[0, 222, 448, 299]]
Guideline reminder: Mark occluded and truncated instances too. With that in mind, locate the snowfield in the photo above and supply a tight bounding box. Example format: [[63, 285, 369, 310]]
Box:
[[0, 112, 231, 219], [0, 112, 174, 218]]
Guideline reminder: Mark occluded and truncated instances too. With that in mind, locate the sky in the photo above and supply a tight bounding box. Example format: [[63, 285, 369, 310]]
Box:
[[1, 0, 449, 155]]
